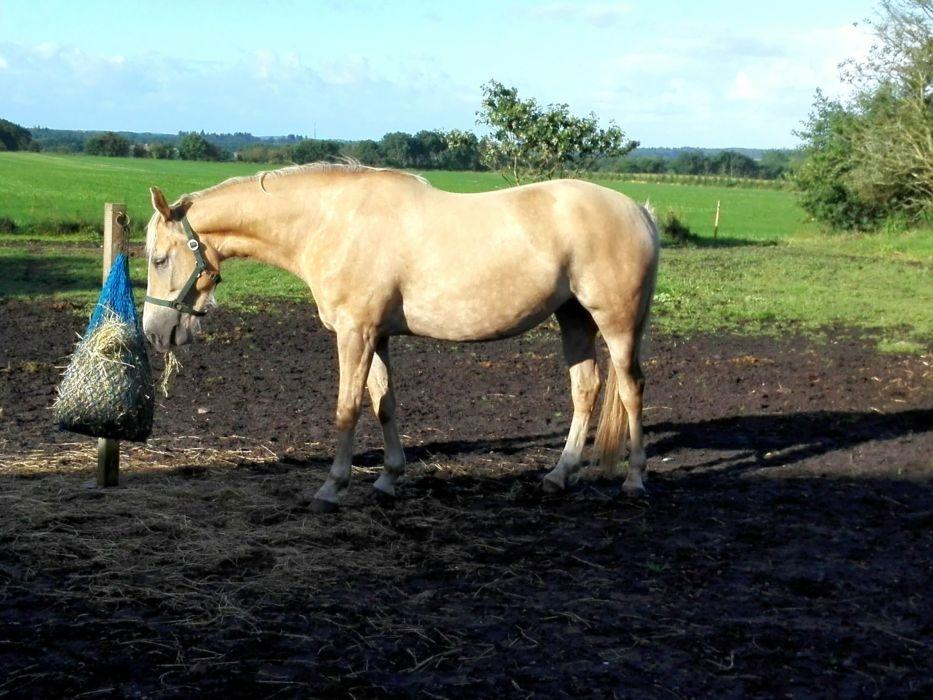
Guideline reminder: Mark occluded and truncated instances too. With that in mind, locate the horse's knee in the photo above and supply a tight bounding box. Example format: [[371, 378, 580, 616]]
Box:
[[335, 406, 359, 432]]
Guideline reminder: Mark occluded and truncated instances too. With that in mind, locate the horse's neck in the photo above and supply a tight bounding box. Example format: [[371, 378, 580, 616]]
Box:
[[186, 185, 310, 276]]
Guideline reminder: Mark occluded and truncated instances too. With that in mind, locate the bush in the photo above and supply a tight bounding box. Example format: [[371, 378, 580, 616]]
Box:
[[660, 209, 697, 244], [0, 217, 17, 234]]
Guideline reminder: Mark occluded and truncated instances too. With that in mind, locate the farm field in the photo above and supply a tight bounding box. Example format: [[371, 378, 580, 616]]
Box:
[[1, 153, 932, 697]]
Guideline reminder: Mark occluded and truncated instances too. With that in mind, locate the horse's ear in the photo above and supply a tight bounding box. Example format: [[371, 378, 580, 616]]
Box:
[[150, 187, 172, 222]]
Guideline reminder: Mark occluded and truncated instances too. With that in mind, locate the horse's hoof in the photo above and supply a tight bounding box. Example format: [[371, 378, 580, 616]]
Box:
[[310, 497, 340, 514], [541, 476, 566, 494], [369, 487, 396, 508]]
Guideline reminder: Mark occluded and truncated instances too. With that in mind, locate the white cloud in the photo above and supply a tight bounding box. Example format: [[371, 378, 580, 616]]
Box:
[[527, 2, 633, 27], [0, 56, 7, 70], [727, 71, 763, 101], [32, 42, 59, 59]]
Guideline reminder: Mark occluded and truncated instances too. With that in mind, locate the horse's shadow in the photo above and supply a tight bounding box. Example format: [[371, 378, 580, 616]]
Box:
[[262, 407, 930, 481], [647, 408, 931, 477]]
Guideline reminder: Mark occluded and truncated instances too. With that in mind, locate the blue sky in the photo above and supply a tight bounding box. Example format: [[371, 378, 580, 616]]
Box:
[[0, 0, 878, 147]]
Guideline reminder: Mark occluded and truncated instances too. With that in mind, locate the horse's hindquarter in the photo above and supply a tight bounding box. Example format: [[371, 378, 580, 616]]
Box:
[[394, 180, 653, 341]]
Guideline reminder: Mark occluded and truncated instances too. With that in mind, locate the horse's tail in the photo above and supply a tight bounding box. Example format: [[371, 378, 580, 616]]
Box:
[[593, 363, 626, 477], [593, 201, 659, 476]]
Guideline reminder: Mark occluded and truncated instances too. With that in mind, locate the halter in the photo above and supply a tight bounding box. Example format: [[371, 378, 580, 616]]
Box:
[[144, 217, 221, 317]]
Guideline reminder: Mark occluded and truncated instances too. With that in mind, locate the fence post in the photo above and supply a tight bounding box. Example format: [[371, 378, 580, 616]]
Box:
[[713, 200, 721, 240], [97, 203, 128, 487]]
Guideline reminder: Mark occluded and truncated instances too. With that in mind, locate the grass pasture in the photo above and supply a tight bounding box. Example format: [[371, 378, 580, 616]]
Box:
[[0, 152, 930, 351]]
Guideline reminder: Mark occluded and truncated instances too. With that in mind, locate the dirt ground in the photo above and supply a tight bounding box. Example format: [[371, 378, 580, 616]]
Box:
[[1, 299, 931, 699]]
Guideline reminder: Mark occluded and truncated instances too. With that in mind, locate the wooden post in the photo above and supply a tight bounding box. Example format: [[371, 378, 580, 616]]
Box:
[[98, 203, 128, 487], [713, 200, 721, 240]]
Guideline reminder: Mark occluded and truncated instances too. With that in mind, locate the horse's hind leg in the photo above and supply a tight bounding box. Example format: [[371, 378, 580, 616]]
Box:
[[368, 338, 406, 498], [543, 300, 600, 492]]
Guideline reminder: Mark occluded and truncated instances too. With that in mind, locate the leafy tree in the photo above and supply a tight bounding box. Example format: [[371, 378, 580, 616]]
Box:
[[670, 151, 711, 175], [130, 143, 150, 158], [85, 131, 130, 157], [291, 139, 341, 164], [476, 80, 637, 184], [177, 132, 222, 161], [344, 139, 383, 165], [712, 151, 760, 178], [150, 142, 176, 160], [0, 119, 34, 151], [441, 129, 484, 170], [758, 150, 794, 179], [794, 0, 933, 228], [409, 130, 445, 168], [380, 132, 415, 168]]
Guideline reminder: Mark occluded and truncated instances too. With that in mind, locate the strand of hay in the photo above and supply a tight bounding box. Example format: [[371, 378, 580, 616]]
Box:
[[159, 351, 182, 397]]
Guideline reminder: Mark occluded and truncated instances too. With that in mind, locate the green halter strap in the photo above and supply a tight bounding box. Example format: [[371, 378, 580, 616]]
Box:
[[145, 217, 221, 317]]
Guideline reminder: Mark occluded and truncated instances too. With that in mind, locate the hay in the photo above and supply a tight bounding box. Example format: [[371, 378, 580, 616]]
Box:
[[54, 253, 155, 442], [54, 314, 154, 442], [159, 350, 182, 397]]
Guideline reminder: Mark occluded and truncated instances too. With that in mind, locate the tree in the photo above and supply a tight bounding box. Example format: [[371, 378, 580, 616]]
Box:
[[409, 130, 446, 168], [476, 80, 637, 184], [794, 0, 933, 228], [150, 142, 176, 160], [670, 151, 710, 175], [441, 129, 484, 170], [794, 92, 882, 229], [177, 132, 221, 161], [85, 131, 131, 157], [711, 151, 760, 178], [344, 139, 383, 166], [845, 0, 933, 220], [759, 150, 794, 180], [0, 119, 34, 151], [380, 132, 414, 168], [291, 139, 341, 164]]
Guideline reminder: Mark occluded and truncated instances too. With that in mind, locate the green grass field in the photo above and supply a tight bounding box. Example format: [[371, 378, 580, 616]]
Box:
[[1, 152, 930, 352]]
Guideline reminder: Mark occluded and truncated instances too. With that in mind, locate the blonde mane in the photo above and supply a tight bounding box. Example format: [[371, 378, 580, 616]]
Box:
[[146, 159, 429, 254]]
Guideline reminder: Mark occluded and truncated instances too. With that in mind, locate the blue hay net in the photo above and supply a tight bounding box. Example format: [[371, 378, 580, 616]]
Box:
[[85, 253, 142, 333]]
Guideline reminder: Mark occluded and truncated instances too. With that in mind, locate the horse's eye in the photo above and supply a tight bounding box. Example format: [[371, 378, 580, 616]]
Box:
[[153, 256, 169, 269]]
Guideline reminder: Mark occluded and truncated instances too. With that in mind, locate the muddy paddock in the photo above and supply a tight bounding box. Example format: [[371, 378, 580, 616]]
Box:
[[1, 299, 931, 698]]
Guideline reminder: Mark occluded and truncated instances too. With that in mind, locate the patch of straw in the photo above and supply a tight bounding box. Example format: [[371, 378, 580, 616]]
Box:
[[159, 351, 182, 397]]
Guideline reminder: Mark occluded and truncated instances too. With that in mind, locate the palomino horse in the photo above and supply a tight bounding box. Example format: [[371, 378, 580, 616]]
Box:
[[143, 163, 659, 512]]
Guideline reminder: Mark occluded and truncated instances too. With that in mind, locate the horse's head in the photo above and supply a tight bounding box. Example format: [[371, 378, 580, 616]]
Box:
[[143, 187, 222, 353]]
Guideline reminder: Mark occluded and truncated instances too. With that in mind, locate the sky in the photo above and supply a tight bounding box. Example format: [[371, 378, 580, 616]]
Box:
[[0, 0, 880, 148]]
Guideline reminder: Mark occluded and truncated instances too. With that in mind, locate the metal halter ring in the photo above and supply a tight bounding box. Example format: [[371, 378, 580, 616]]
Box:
[[187, 239, 200, 251]]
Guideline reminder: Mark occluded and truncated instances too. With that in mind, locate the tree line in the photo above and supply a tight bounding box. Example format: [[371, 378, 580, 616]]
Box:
[[598, 149, 794, 180], [11, 120, 792, 177]]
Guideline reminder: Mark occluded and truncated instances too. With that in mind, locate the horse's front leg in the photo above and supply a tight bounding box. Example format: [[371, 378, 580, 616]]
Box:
[[311, 325, 378, 513], [368, 338, 406, 499]]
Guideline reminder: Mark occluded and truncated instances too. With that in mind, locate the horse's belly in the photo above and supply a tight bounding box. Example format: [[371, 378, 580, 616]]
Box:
[[399, 268, 571, 341]]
